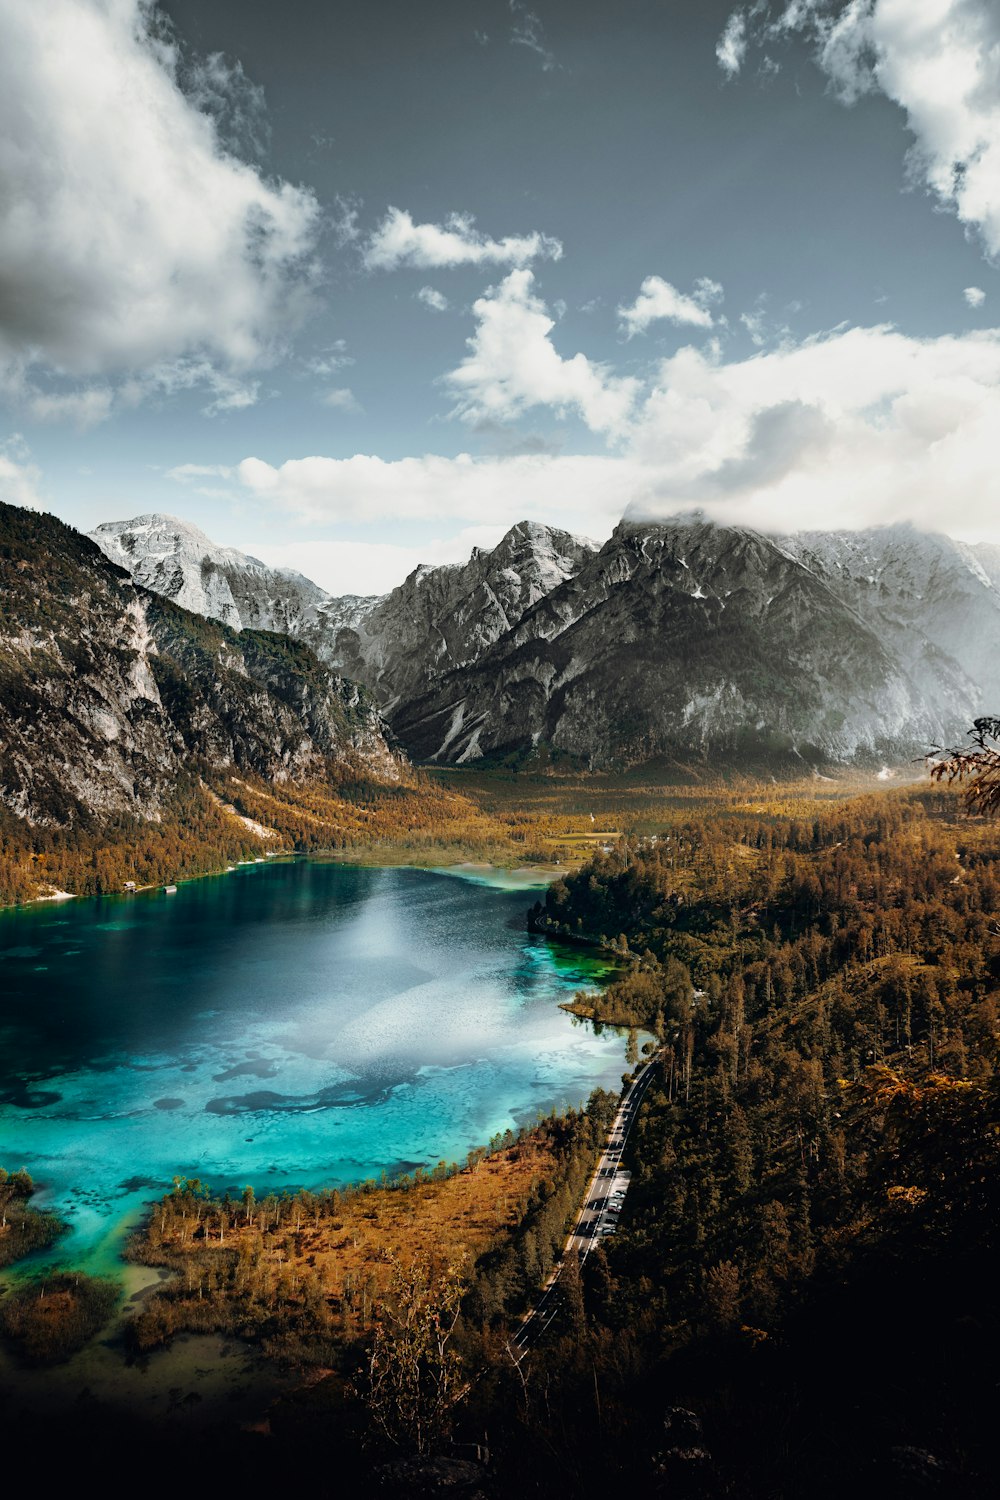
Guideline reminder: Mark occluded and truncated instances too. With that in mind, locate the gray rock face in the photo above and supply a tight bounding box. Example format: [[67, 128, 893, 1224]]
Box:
[[89, 512, 376, 645], [392, 515, 998, 769], [329, 520, 598, 711], [89, 507, 1000, 772], [92, 512, 598, 712], [0, 504, 399, 826]]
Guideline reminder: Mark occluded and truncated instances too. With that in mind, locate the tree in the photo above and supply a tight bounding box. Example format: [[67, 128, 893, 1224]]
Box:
[[360, 1256, 472, 1457], [929, 716, 1000, 814]]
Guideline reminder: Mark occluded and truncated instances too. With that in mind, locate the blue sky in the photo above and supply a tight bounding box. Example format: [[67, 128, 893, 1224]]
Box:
[[1, 0, 998, 593]]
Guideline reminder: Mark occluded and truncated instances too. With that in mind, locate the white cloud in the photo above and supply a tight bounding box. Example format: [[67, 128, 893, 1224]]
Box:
[[0, 0, 320, 419], [322, 387, 363, 413], [247, 527, 510, 598], [717, 10, 749, 77], [304, 342, 355, 376], [263, 323, 1000, 542], [726, 1, 1000, 257], [26, 387, 115, 429], [741, 310, 768, 345], [362, 208, 562, 271], [231, 450, 635, 536], [167, 463, 235, 484], [188, 314, 1000, 593], [965, 285, 987, 307], [418, 286, 450, 312], [445, 269, 640, 434], [0, 436, 43, 510], [626, 321, 1000, 538], [618, 276, 724, 337]]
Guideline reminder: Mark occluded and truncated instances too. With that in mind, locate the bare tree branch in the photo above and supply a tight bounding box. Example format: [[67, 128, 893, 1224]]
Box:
[[927, 716, 1000, 815]]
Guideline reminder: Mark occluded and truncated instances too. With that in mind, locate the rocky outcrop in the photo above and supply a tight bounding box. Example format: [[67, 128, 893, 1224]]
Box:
[[93, 513, 597, 715], [89, 512, 343, 640], [0, 503, 399, 826]]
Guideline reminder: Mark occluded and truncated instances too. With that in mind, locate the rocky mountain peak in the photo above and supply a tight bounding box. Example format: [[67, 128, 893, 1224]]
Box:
[[89, 511, 330, 638]]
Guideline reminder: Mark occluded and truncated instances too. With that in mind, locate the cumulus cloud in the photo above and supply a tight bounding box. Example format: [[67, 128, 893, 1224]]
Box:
[[618, 276, 724, 337], [362, 208, 562, 271], [722, 1, 1000, 257], [445, 270, 640, 434], [0, 436, 43, 510], [626, 321, 1000, 537], [227, 449, 635, 543], [0, 0, 320, 420], [965, 285, 987, 307], [227, 318, 1000, 560], [418, 286, 450, 312]]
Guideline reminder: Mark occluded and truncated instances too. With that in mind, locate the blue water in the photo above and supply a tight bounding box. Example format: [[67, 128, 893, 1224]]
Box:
[[0, 859, 625, 1274]]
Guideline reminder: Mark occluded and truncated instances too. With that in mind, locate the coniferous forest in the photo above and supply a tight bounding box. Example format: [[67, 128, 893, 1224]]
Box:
[[3, 776, 997, 1496]]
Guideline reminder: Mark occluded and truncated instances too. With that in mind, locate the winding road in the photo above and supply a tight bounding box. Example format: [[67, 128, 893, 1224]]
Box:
[[510, 1049, 662, 1361]]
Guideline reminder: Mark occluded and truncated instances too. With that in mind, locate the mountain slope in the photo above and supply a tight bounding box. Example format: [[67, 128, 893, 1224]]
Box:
[[0, 503, 398, 826], [787, 523, 1000, 715], [393, 516, 984, 768], [89, 512, 381, 645], [92, 512, 599, 712], [328, 520, 598, 710], [89, 508, 1000, 772]]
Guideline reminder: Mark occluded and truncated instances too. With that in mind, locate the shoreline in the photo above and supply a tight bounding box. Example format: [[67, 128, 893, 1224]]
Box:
[[3, 846, 571, 915]]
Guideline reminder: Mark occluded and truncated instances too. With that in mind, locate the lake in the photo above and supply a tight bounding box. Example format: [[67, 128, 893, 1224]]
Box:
[[0, 858, 627, 1275]]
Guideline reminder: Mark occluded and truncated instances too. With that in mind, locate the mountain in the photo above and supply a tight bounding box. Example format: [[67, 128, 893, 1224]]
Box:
[[90, 508, 1000, 772], [0, 503, 398, 826], [92, 512, 598, 711], [328, 520, 598, 711], [392, 515, 996, 768], [786, 523, 1000, 716], [88, 512, 376, 644]]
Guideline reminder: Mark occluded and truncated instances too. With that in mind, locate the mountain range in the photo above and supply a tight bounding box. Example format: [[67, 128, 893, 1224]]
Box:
[[90, 508, 1000, 771], [0, 503, 397, 827]]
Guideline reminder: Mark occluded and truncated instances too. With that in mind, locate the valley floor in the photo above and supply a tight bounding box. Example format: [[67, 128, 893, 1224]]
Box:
[[2, 769, 995, 1497]]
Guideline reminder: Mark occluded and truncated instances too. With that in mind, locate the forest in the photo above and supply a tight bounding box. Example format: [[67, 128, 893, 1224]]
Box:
[[2, 778, 997, 1496]]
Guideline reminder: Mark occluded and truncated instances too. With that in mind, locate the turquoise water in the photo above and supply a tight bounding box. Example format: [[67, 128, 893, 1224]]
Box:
[[0, 860, 624, 1275]]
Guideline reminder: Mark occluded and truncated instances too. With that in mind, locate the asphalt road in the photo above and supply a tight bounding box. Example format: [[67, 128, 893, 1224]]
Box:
[[510, 1050, 661, 1361]]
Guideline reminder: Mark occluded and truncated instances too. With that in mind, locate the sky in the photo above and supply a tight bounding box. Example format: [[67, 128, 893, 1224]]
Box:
[[0, 0, 998, 595]]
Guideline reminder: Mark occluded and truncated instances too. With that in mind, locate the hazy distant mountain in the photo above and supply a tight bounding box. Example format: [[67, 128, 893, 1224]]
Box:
[[2, 504, 398, 826], [92, 508, 1000, 772], [787, 524, 1000, 713], [89, 512, 379, 644]]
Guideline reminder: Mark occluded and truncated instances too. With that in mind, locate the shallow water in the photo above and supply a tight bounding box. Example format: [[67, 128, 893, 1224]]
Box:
[[0, 859, 625, 1276]]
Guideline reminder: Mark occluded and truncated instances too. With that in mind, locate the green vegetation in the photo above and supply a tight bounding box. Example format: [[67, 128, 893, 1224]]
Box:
[[0, 1168, 63, 1268], [478, 782, 1000, 1493], [0, 1272, 120, 1365], [3, 757, 997, 1492], [124, 1098, 616, 1375]]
